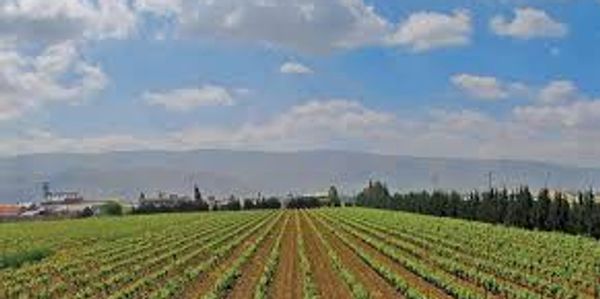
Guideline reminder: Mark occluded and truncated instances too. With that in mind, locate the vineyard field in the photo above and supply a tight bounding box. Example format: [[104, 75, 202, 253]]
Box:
[[1, 208, 599, 299]]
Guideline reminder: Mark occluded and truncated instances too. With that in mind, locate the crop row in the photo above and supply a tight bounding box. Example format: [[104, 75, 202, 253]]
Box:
[[76, 213, 267, 299], [296, 211, 320, 299], [1, 213, 233, 295], [199, 212, 285, 299], [109, 211, 280, 299], [316, 210, 490, 299], [317, 208, 599, 299], [301, 211, 370, 299], [329, 212, 548, 298], [253, 212, 289, 299], [2, 208, 598, 299], [343, 209, 596, 294], [1, 211, 275, 299], [309, 212, 428, 299], [340, 213, 579, 298]]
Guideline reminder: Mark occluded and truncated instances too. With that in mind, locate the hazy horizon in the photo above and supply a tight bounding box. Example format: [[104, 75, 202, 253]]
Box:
[[3, 147, 600, 170], [1, 148, 599, 204]]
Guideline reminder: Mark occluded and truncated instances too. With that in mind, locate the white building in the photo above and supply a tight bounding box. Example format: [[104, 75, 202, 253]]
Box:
[[44, 191, 84, 204]]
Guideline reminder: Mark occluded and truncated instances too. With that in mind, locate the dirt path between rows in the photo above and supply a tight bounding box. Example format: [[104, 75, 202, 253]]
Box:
[[269, 211, 302, 299], [344, 216, 506, 299], [226, 213, 288, 299], [319, 213, 454, 299], [182, 213, 283, 299], [308, 212, 403, 299], [299, 211, 352, 299]]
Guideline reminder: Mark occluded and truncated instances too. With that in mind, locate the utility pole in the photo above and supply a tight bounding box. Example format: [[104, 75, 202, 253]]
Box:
[[487, 171, 494, 190], [42, 182, 51, 200], [544, 172, 551, 189], [431, 172, 439, 191]]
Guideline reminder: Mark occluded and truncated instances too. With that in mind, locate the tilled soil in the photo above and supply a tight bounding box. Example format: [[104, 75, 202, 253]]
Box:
[[226, 214, 289, 299], [308, 212, 403, 298], [182, 214, 283, 299], [299, 211, 353, 299], [269, 211, 302, 299], [319, 214, 454, 299], [343, 217, 503, 299]]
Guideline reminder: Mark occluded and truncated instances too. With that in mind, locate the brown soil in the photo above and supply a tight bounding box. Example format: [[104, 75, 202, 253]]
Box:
[[318, 213, 454, 299], [226, 214, 289, 299], [347, 217, 540, 298], [307, 212, 403, 299], [299, 211, 353, 299], [100, 221, 241, 297], [362, 217, 595, 298], [269, 211, 302, 299], [340, 216, 504, 299], [182, 214, 283, 299], [85, 217, 262, 299]]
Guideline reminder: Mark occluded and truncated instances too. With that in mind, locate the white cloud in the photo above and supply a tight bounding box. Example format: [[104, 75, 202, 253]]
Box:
[[172, 99, 397, 150], [280, 62, 313, 74], [0, 1, 471, 53], [387, 10, 472, 52], [451, 74, 582, 105], [144, 85, 236, 111], [5, 100, 397, 155], [134, 0, 182, 16], [514, 99, 600, 129], [175, 0, 390, 53], [490, 8, 568, 39], [508, 80, 600, 139], [0, 0, 137, 46], [538, 80, 581, 105], [451, 74, 509, 100], [6, 96, 600, 166], [411, 104, 600, 166], [92, 0, 138, 40], [0, 42, 107, 120], [148, 0, 470, 53], [2, 1, 600, 167], [236, 100, 394, 144], [448, 76, 600, 164], [0, 1, 122, 121]]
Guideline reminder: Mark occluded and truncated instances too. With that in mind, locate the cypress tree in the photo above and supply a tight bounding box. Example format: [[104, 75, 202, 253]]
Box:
[[535, 188, 552, 230]]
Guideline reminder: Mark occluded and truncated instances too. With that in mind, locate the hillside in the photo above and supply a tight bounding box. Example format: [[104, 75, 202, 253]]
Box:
[[1, 149, 598, 203]]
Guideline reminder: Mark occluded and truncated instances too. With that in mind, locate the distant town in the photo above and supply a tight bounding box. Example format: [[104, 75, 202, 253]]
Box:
[[0, 182, 344, 220], [1, 180, 599, 222]]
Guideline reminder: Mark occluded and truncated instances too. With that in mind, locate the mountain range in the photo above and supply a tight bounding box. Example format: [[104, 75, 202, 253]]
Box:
[[1, 149, 599, 203]]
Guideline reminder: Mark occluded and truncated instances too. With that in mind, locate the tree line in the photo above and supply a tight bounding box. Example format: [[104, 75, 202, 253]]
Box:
[[287, 186, 342, 209], [355, 181, 600, 239], [133, 185, 342, 214]]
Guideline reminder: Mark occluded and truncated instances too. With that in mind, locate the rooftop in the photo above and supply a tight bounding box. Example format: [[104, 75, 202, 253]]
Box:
[[0, 204, 23, 216]]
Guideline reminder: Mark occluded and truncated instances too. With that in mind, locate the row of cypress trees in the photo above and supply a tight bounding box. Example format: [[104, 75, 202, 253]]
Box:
[[355, 181, 600, 239]]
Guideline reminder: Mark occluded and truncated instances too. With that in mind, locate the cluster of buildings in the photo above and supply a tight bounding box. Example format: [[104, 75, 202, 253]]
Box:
[[0, 183, 115, 219], [0, 204, 26, 218]]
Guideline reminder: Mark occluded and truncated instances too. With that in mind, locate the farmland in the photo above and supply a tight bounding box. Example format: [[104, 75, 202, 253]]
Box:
[[1, 208, 599, 299]]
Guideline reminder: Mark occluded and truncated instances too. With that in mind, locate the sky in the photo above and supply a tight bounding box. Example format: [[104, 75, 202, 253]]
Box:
[[0, 0, 599, 166]]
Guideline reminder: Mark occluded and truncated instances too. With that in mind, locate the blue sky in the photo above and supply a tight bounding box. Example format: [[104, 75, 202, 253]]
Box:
[[0, 0, 599, 166]]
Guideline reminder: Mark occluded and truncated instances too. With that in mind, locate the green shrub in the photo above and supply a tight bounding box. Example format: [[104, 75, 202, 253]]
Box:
[[0, 248, 52, 269], [100, 201, 123, 216]]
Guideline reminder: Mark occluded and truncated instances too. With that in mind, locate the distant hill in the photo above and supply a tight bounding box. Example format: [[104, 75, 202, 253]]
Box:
[[1, 149, 598, 203]]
